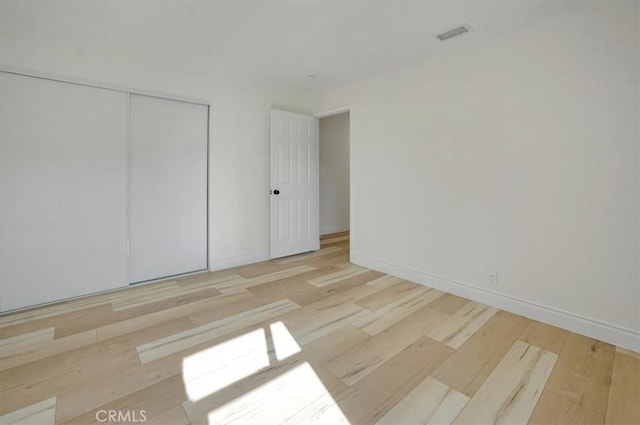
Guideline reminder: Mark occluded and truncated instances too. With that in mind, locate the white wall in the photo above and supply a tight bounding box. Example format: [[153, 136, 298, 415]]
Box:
[[319, 112, 350, 235], [2, 0, 638, 349], [0, 4, 314, 272], [312, 1, 640, 350]]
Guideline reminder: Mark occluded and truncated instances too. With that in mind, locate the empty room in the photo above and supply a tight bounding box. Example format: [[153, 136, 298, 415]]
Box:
[[0, 1, 638, 424]]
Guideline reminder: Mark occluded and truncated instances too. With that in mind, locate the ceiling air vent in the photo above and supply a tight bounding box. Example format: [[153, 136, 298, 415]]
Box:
[[435, 24, 472, 41]]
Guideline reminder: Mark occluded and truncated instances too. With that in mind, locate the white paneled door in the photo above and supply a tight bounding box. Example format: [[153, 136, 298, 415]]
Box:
[[129, 95, 208, 283], [270, 110, 319, 259]]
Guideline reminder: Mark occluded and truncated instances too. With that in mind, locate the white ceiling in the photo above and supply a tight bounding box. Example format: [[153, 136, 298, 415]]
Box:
[[1, 0, 565, 90]]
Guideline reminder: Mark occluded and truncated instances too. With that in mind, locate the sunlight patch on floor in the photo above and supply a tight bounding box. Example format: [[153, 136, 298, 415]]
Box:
[[270, 321, 301, 360], [183, 328, 269, 401], [205, 362, 350, 425], [182, 321, 302, 402]]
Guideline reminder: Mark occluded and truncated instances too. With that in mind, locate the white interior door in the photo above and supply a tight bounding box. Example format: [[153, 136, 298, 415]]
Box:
[[0, 72, 128, 311], [129, 94, 208, 283], [270, 110, 319, 259]]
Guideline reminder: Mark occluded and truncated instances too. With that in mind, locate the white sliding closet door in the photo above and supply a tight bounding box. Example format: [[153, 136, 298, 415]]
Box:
[[129, 95, 208, 283], [0, 72, 128, 311]]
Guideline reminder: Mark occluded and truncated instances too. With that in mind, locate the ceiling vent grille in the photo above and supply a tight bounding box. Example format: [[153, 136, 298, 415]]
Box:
[[436, 25, 472, 41]]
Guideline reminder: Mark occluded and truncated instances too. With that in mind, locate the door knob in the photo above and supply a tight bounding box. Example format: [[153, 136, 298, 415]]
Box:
[[273, 189, 280, 195]]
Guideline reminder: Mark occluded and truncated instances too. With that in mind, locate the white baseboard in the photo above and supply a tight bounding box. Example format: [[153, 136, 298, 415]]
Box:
[[320, 224, 350, 236], [209, 251, 270, 272], [351, 253, 640, 353]]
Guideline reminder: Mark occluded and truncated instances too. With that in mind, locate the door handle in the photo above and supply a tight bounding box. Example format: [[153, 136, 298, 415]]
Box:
[[272, 189, 280, 195]]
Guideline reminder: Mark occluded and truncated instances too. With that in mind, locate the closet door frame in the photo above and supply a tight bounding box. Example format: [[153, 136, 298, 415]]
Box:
[[0, 65, 210, 105], [0, 65, 211, 311]]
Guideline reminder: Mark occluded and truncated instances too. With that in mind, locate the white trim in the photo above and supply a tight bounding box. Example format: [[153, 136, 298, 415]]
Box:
[[205, 105, 212, 276], [320, 224, 350, 235], [125, 93, 132, 284], [210, 252, 271, 272], [351, 253, 640, 353], [315, 105, 351, 118], [0, 64, 211, 106]]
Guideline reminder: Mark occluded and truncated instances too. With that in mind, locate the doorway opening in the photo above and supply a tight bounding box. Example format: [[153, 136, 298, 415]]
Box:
[[317, 109, 350, 238]]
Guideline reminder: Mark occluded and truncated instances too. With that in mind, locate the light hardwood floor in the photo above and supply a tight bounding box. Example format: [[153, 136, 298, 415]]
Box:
[[0, 232, 638, 425]]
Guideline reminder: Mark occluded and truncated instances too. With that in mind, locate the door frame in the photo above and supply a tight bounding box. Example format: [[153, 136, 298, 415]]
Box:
[[314, 105, 352, 240]]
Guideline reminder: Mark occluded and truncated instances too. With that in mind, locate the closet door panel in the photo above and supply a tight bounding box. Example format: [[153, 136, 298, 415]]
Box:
[[129, 95, 208, 283], [0, 72, 128, 311]]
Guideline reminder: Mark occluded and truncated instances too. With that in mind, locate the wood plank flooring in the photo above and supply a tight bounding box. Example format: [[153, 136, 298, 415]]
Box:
[[0, 231, 638, 425]]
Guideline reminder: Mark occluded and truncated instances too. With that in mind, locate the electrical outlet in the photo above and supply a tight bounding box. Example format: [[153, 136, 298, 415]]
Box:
[[488, 271, 498, 286]]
